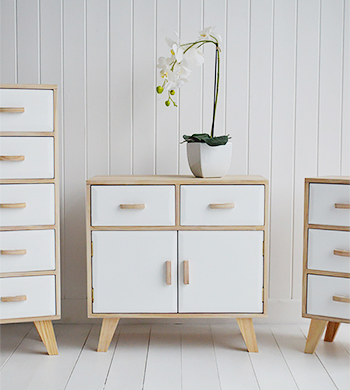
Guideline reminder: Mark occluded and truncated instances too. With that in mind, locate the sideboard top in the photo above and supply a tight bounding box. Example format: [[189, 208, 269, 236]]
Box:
[[305, 176, 350, 185]]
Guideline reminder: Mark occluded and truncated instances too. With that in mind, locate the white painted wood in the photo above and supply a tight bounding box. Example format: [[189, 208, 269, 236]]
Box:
[[91, 185, 175, 226], [178, 230, 264, 313], [0, 230, 55, 273], [307, 275, 350, 320], [0, 184, 55, 227], [309, 183, 350, 226], [0, 137, 54, 179], [308, 229, 350, 273], [180, 184, 264, 226], [0, 275, 56, 320], [92, 231, 177, 313], [0, 0, 16, 84], [0, 89, 54, 132]]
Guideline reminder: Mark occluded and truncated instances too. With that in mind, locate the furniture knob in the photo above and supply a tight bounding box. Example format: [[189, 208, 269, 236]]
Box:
[[183, 261, 189, 285], [166, 261, 172, 285], [0, 107, 25, 113], [334, 203, 350, 209], [0, 249, 27, 255], [0, 155, 25, 161], [333, 249, 350, 257], [119, 203, 145, 210], [333, 295, 350, 304], [209, 203, 235, 209], [0, 202, 26, 209], [1, 295, 27, 303]]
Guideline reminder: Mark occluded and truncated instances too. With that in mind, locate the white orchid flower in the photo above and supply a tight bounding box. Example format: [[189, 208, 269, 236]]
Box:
[[183, 46, 204, 68], [198, 26, 222, 45]]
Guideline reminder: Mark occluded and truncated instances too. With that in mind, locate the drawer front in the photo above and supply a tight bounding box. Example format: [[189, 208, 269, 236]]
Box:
[[309, 183, 350, 227], [91, 185, 175, 226], [0, 184, 55, 227], [0, 89, 54, 132], [0, 230, 55, 273], [307, 275, 350, 320], [0, 275, 56, 320], [0, 137, 54, 179], [308, 229, 350, 274], [180, 185, 265, 226]]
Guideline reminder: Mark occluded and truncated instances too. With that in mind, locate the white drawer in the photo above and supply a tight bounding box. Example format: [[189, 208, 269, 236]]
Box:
[[0, 137, 54, 179], [180, 185, 265, 226], [308, 229, 350, 274], [0, 230, 55, 273], [91, 185, 175, 226], [0, 275, 56, 320], [0, 184, 55, 227], [309, 183, 350, 227], [307, 275, 350, 320], [0, 89, 54, 132]]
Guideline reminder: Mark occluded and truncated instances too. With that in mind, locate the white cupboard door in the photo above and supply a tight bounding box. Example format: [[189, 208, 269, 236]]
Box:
[[92, 231, 177, 313], [178, 231, 264, 313]]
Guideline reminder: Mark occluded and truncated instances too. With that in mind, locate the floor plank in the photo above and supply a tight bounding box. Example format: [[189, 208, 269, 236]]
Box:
[[334, 324, 350, 354]]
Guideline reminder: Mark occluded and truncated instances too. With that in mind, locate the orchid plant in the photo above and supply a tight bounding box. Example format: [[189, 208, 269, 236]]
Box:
[[156, 26, 229, 146]]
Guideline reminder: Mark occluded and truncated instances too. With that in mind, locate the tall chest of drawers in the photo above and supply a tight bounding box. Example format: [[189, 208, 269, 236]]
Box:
[[303, 177, 350, 353], [0, 85, 60, 355], [86, 175, 269, 353]]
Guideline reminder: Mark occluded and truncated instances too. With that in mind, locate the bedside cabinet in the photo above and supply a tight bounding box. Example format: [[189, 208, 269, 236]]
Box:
[[0, 85, 60, 355], [86, 175, 269, 353], [303, 177, 350, 354]]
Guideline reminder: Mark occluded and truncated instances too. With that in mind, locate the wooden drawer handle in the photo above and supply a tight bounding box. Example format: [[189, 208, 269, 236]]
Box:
[[0, 155, 25, 161], [183, 261, 189, 285], [334, 203, 350, 209], [119, 203, 145, 210], [0, 203, 26, 209], [0, 249, 27, 255], [1, 295, 27, 302], [166, 261, 172, 285], [333, 295, 350, 304], [333, 249, 350, 257], [0, 107, 25, 113], [209, 203, 235, 209]]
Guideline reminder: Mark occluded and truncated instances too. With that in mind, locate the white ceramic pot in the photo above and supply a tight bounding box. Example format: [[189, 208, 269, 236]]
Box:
[[186, 142, 232, 178]]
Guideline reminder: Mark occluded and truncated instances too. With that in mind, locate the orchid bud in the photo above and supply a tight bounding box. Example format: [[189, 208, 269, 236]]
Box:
[[156, 86, 164, 94], [165, 100, 170, 106], [170, 90, 175, 95]]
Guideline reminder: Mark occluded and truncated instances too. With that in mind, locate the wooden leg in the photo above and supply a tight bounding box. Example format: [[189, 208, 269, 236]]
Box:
[[97, 318, 119, 352], [34, 320, 58, 355], [236, 318, 259, 353], [324, 321, 340, 342], [304, 319, 327, 354]]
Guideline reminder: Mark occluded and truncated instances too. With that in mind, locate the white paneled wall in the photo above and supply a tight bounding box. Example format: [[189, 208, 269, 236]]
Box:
[[0, 0, 348, 322]]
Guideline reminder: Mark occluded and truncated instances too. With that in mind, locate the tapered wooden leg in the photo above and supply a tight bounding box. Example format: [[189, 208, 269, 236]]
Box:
[[97, 318, 119, 352], [236, 318, 258, 353], [34, 320, 58, 355], [324, 321, 340, 342], [304, 319, 327, 354]]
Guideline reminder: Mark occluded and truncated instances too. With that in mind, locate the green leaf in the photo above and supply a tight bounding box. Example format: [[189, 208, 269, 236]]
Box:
[[182, 133, 230, 146]]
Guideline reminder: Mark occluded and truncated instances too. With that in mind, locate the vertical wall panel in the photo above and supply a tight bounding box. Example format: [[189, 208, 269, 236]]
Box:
[[133, 0, 156, 174], [269, 0, 297, 299], [17, 0, 40, 84], [0, 0, 16, 83], [342, 0, 349, 175], [110, 0, 133, 175]]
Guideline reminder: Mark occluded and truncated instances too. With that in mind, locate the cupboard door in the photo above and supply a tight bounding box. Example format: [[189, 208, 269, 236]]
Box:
[[92, 231, 177, 313], [178, 231, 264, 313]]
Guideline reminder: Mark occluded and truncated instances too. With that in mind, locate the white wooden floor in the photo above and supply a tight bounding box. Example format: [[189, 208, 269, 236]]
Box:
[[0, 323, 349, 390]]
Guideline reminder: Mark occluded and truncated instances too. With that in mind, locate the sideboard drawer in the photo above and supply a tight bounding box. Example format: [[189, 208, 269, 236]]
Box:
[[0, 184, 55, 227], [309, 184, 350, 227], [180, 185, 265, 226], [91, 185, 175, 226], [0, 89, 54, 132], [0, 137, 54, 179], [0, 230, 55, 273], [307, 275, 350, 320], [308, 229, 350, 274], [0, 275, 56, 320]]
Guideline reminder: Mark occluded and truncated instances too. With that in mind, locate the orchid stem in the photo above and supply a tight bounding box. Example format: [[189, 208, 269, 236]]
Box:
[[211, 45, 219, 138]]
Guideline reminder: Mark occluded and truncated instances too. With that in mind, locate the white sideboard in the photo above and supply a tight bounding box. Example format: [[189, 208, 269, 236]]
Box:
[[303, 177, 350, 354], [0, 85, 60, 355], [86, 175, 269, 353]]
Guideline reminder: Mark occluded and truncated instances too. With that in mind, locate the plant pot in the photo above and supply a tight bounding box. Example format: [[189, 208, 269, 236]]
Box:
[[186, 141, 232, 178]]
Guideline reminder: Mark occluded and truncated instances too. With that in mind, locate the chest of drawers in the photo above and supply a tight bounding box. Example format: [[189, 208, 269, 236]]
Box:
[[86, 175, 269, 353], [0, 85, 60, 355], [303, 177, 350, 353]]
